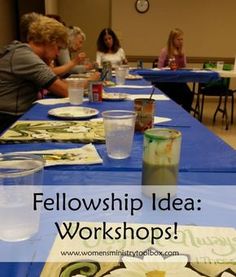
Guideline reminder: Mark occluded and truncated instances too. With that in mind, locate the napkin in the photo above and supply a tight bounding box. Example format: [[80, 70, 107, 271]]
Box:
[[35, 98, 89, 105], [113, 85, 153, 89], [154, 116, 171, 124], [127, 94, 170, 101], [11, 144, 103, 166], [35, 98, 70, 105], [192, 70, 210, 73]]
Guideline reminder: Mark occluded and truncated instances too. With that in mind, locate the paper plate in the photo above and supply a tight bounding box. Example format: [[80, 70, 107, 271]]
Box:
[[125, 74, 143, 80], [48, 106, 99, 119], [102, 92, 127, 101]]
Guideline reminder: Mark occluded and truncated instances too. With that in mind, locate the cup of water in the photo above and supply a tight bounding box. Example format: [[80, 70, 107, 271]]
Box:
[[0, 153, 44, 242], [102, 110, 136, 159], [115, 67, 127, 85], [66, 78, 85, 105], [120, 64, 129, 77]]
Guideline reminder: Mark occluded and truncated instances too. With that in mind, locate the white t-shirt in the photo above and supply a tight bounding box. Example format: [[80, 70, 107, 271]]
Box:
[[96, 48, 126, 67]]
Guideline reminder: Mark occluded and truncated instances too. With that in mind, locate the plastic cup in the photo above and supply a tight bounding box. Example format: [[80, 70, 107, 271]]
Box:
[[120, 64, 129, 77], [67, 78, 85, 105], [115, 67, 126, 85], [142, 128, 182, 197], [134, 98, 155, 132], [216, 61, 224, 71], [102, 110, 136, 159], [0, 153, 44, 242]]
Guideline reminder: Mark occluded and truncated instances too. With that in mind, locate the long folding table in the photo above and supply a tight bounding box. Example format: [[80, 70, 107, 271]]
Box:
[[0, 77, 235, 276]]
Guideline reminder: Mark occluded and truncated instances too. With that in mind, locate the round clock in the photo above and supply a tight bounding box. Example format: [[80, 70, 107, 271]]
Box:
[[135, 0, 150, 14]]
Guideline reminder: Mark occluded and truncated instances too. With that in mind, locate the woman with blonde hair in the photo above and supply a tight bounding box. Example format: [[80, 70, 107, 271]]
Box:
[[158, 28, 186, 68], [0, 16, 69, 132], [156, 28, 193, 112], [45, 15, 96, 76], [20, 12, 42, 42], [56, 25, 94, 74]]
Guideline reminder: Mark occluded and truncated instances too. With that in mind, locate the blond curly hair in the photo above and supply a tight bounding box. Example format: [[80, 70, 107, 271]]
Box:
[[27, 16, 68, 48], [67, 26, 86, 51]]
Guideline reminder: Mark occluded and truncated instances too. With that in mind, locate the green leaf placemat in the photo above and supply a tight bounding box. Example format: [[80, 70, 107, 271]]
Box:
[[41, 221, 236, 277], [0, 121, 105, 144]]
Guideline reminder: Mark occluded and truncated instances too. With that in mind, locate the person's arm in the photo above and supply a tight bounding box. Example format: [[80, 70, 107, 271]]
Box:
[[48, 69, 100, 95], [96, 51, 102, 67], [47, 78, 68, 97], [52, 59, 79, 76], [53, 49, 86, 76], [120, 48, 128, 64], [158, 48, 168, 68], [70, 65, 86, 74]]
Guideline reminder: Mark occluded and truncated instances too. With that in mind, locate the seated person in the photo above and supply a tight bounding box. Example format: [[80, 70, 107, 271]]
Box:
[[0, 16, 69, 132], [156, 28, 193, 112], [19, 13, 100, 88], [20, 12, 42, 42], [56, 26, 94, 75], [96, 28, 128, 68]]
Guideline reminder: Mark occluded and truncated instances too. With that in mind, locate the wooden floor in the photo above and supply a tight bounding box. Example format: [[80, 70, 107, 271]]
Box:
[[192, 97, 236, 149]]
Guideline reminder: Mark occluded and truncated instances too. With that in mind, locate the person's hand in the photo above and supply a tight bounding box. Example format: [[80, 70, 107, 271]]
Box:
[[122, 58, 128, 65], [88, 71, 101, 81], [83, 58, 94, 71], [48, 60, 55, 69], [85, 61, 100, 71], [77, 52, 86, 63], [83, 72, 101, 88], [72, 52, 87, 65], [84, 63, 94, 71]]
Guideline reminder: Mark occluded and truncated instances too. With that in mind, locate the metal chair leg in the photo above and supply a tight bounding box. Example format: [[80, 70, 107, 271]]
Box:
[[193, 92, 200, 118], [199, 93, 204, 122], [223, 93, 229, 130], [213, 94, 229, 130], [213, 95, 222, 124]]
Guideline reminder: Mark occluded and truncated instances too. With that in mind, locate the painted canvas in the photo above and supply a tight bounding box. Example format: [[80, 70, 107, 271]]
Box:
[[41, 222, 236, 277], [0, 121, 105, 144]]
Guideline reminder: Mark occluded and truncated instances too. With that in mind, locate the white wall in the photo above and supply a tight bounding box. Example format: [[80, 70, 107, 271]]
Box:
[[45, 0, 58, 14], [111, 0, 236, 58], [58, 0, 111, 60], [1, 0, 236, 60]]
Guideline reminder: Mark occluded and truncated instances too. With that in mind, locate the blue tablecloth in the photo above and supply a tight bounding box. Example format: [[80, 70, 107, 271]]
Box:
[[130, 68, 220, 83], [1, 97, 236, 173]]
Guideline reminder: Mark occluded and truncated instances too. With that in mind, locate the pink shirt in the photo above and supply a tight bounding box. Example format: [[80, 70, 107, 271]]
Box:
[[158, 48, 186, 68]]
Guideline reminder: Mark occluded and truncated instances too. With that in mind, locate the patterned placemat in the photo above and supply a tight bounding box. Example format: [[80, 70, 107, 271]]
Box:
[[0, 121, 105, 144], [41, 222, 236, 277]]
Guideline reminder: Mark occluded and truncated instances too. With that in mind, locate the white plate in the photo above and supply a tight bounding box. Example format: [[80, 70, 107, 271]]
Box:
[[48, 106, 99, 119], [125, 74, 143, 80], [102, 92, 127, 101]]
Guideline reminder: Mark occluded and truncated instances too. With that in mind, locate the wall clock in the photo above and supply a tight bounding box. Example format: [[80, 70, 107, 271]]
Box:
[[135, 0, 150, 14]]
